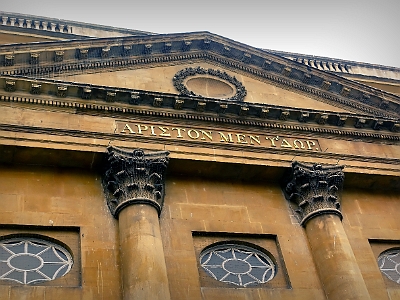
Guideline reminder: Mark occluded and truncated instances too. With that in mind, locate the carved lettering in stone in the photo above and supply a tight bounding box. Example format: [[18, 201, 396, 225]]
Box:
[[57, 85, 67, 97], [4, 55, 14, 66], [30, 53, 39, 65], [31, 83, 41, 94], [130, 92, 140, 104], [260, 108, 269, 118], [102, 147, 169, 218], [285, 162, 344, 226], [318, 113, 329, 125], [5, 81, 16, 92], [55, 51, 64, 62]]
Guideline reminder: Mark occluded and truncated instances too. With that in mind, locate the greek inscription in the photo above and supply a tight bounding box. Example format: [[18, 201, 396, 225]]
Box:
[[293, 140, 305, 149], [187, 129, 200, 139], [117, 122, 320, 152], [219, 132, 234, 143], [236, 134, 248, 144], [281, 139, 293, 148], [121, 123, 135, 134], [172, 127, 186, 138], [158, 126, 171, 137]]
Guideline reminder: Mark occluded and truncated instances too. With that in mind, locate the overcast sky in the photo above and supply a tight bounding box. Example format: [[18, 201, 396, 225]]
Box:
[[2, 0, 400, 68]]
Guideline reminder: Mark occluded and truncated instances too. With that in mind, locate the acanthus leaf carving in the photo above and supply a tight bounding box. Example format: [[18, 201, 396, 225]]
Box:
[[284, 161, 344, 226], [102, 147, 169, 218]]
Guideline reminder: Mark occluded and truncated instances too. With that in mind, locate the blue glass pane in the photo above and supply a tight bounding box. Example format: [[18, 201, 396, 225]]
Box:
[[6, 270, 24, 283], [26, 270, 46, 284], [55, 249, 68, 261], [234, 250, 251, 260], [0, 261, 12, 276], [4, 243, 25, 254], [9, 254, 42, 270], [240, 274, 257, 286], [0, 247, 12, 261], [223, 273, 240, 285], [216, 249, 233, 260], [246, 254, 268, 267], [249, 266, 268, 281], [200, 252, 211, 265], [204, 266, 227, 280], [38, 248, 63, 263], [40, 263, 63, 278], [263, 268, 274, 281], [204, 253, 224, 266], [28, 243, 48, 255], [56, 264, 68, 277]]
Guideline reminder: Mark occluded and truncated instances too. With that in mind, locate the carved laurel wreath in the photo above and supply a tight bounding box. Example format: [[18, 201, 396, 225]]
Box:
[[172, 67, 247, 101]]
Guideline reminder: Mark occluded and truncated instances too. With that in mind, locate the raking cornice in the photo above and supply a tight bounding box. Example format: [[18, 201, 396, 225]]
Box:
[[0, 32, 399, 119]]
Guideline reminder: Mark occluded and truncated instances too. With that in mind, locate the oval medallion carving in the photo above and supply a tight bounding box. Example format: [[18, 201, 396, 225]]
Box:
[[173, 67, 247, 101]]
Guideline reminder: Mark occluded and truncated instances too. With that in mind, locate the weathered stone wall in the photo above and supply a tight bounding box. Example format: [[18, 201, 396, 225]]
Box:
[[0, 165, 121, 299]]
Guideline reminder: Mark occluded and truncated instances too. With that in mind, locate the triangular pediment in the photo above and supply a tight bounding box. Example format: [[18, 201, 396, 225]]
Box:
[[63, 62, 348, 113], [0, 30, 61, 45], [0, 31, 399, 119]]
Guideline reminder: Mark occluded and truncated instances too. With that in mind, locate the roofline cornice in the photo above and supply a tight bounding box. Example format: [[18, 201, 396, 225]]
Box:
[[266, 49, 400, 71], [0, 11, 153, 38], [1, 75, 399, 141], [266, 49, 400, 83]]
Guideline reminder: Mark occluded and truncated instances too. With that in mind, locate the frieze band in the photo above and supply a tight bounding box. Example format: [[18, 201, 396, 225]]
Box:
[[117, 121, 321, 152]]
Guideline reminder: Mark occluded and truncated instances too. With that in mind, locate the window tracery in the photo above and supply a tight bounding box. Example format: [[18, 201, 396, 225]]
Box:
[[200, 244, 276, 287], [378, 248, 400, 284], [0, 237, 73, 284]]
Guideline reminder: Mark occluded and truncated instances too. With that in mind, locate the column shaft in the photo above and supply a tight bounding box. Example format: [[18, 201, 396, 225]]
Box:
[[305, 214, 370, 300], [285, 162, 371, 299], [119, 204, 171, 300], [102, 147, 171, 300]]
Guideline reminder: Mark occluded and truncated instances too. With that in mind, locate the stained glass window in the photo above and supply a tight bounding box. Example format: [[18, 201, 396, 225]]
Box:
[[200, 244, 276, 287], [0, 237, 73, 284]]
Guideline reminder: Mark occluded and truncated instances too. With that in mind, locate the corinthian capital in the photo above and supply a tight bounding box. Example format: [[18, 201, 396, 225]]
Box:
[[285, 161, 344, 226], [102, 146, 169, 218]]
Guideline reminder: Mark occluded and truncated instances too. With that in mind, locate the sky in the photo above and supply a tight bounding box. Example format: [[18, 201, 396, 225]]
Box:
[[2, 0, 400, 68]]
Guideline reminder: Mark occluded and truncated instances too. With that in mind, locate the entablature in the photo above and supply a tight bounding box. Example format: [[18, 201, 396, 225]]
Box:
[[0, 75, 399, 142]]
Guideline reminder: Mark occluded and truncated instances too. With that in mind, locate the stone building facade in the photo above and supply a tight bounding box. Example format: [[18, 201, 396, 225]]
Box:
[[0, 11, 399, 300]]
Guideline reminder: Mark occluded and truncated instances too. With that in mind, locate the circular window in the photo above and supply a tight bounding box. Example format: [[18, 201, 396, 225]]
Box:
[[0, 237, 73, 284], [378, 248, 400, 284], [200, 243, 276, 287]]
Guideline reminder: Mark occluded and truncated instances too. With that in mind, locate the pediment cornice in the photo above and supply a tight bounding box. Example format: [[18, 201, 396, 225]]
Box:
[[0, 75, 399, 142], [0, 32, 399, 119]]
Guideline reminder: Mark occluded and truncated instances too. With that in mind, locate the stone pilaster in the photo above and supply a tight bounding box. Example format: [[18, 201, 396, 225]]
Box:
[[285, 161, 371, 300], [102, 146, 171, 300]]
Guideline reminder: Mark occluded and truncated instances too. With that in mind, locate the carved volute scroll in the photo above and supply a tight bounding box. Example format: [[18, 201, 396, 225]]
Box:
[[285, 161, 344, 226], [102, 146, 169, 218]]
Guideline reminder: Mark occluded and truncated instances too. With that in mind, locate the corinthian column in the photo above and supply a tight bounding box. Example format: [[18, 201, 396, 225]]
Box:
[[102, 146, 171, 300], [285, 162, 370, 300]]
